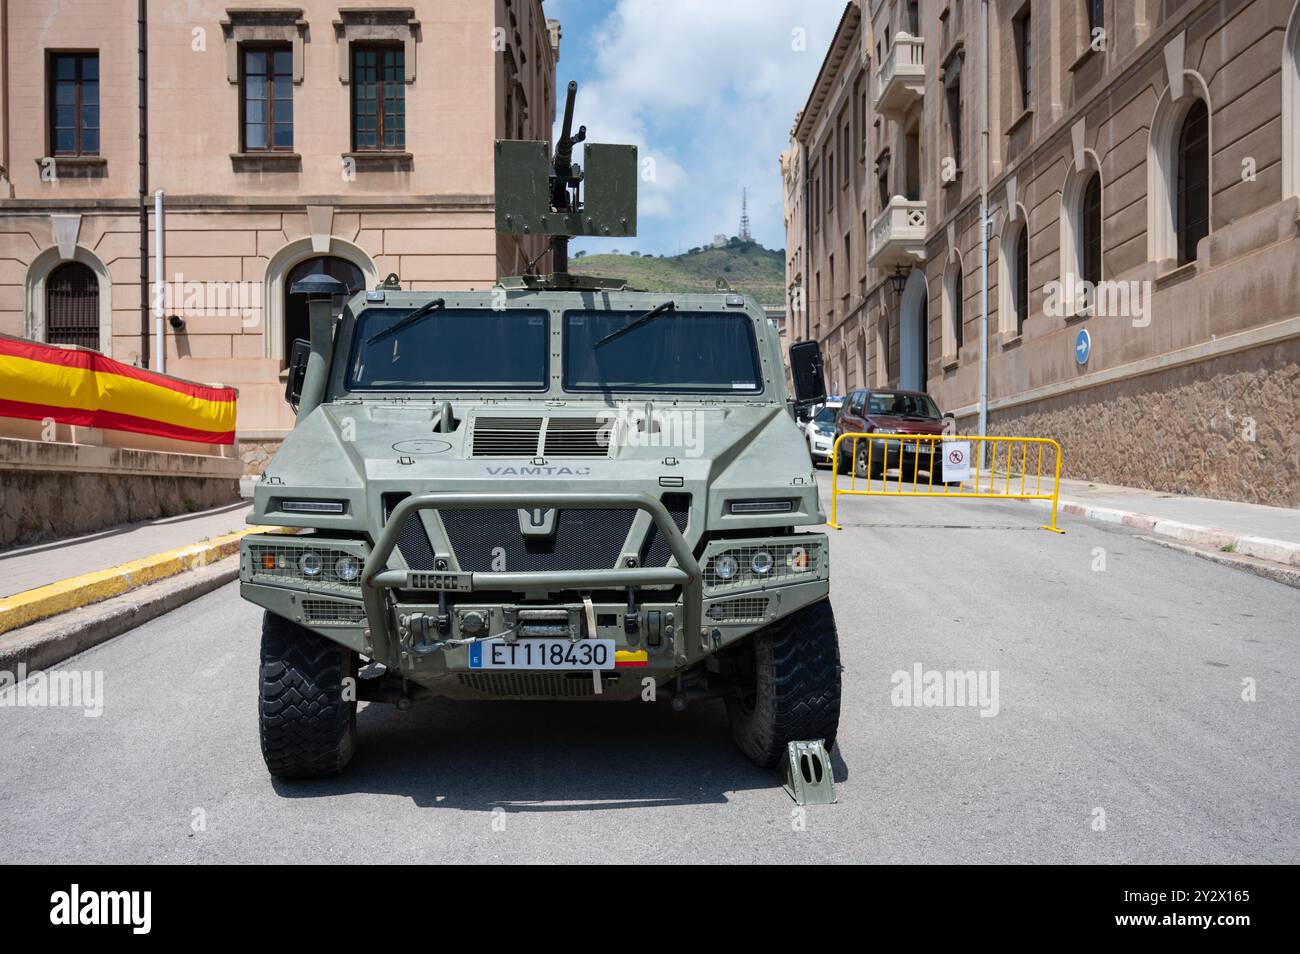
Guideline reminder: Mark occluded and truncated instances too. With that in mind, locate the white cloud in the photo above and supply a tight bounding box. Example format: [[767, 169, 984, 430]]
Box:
[[559, 0, 846, 255]]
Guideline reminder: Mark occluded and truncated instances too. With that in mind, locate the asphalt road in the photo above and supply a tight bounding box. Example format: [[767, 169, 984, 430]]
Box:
[[2, 474, 1296, 864]]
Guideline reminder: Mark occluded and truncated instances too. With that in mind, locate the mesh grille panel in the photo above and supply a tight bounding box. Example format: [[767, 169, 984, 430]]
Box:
[[456, 672, 619, 697], [248, 543, 361, 589], [471, 417, 543, 457], [706, 597, 770, 622], [440, 507, 636, 573], [639, 493, 691, 567], [303, 599, 366, 624], [543, 417, 610, 458]]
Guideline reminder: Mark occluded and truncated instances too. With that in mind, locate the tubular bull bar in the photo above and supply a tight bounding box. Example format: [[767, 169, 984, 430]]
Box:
[[361, 492, 703, 658]]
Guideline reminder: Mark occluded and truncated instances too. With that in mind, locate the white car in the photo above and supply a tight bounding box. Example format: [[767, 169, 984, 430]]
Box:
[[804, 401, 842, 467]]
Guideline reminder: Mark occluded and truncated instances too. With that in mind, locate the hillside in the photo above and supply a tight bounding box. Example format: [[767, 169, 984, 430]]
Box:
[[570, 240, 785, 305]]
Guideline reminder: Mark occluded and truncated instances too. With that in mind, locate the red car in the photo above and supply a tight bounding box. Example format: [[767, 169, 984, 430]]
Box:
[[834, 387, 953, 481]]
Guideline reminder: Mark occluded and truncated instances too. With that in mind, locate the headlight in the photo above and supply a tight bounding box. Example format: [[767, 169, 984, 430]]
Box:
[[298, 550, 323, 578], [874, 427, 898, 435], [712, 554, 738, 580], [750, 550, 773, 575], [279, 499, 346, 514], [334, 555, 362, 582]]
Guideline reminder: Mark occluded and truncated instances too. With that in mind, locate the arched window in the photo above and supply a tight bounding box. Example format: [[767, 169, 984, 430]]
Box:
[[283, 256, 365, 360], [46, 262, 100, 350], [944, 262, 964, 355], [1081, 173, 1102, 289], [1015, 226, 1029, 335], [1175, 98, 1209, 266]]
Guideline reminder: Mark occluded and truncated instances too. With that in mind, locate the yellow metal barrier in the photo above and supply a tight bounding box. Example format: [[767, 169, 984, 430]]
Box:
[[828, 432, 1064, 533]]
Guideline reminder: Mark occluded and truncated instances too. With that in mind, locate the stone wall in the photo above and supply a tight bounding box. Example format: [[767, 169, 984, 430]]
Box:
[[0, 439, 242, 549], [960, 338, 1300, 508]]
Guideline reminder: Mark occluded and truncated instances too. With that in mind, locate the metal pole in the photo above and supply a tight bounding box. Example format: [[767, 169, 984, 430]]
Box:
[[153, 188, 164, 373], [978, 0, 991, 467]]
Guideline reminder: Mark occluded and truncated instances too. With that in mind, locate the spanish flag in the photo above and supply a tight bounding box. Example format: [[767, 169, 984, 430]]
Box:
[[615, 649, 649, 668], [0, 336, 237, 445]]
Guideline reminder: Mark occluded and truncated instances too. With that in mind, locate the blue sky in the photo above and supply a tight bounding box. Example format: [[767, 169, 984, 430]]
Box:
[[543, 0, 847, 257]]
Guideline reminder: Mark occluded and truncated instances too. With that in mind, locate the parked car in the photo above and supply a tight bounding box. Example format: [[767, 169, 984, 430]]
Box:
[[834, 388, 954, 481], [804, 400, 842, 467]]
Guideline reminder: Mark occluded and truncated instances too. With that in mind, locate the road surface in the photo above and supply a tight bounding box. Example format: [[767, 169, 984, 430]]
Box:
[[2, 475, 1296, 863]]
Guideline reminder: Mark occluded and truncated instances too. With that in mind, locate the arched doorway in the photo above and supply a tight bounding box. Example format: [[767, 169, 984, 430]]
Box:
[[898, 266, 928, 391], [282, 256, 365, 360], [46, 262, 101, 350]]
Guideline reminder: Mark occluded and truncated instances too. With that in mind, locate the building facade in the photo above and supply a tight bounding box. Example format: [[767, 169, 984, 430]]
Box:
[[784, 0, 1300, 506], [0, 0, 558, 470]]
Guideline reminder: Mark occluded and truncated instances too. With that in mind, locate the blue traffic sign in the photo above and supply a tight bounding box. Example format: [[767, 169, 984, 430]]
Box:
[[1074, 328, 1091, 365]]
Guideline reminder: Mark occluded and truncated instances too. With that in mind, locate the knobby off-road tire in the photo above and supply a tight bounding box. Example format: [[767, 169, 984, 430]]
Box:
[[259, 611, 358, 779], [725, 599, 842, 769]]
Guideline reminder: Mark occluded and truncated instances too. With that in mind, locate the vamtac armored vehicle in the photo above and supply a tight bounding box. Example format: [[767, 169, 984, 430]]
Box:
[[240, 83, 840, 779]]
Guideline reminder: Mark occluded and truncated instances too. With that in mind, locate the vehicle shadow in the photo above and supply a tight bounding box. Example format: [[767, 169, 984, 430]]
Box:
[[271, 697, 849, 810]]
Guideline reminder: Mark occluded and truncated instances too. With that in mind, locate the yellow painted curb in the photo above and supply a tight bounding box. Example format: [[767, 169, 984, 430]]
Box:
[[0, 529, 256, 635]]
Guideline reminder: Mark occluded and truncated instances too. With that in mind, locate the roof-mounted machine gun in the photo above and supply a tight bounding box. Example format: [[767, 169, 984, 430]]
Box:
[[495, 80, 638, 290]]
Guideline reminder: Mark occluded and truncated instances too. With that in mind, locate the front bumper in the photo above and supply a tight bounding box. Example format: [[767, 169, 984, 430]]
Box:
[[239, 491, 829, 693]]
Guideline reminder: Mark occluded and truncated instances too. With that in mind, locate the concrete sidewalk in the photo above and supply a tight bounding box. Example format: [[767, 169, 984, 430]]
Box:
[[1017, 476, 1300, 565], [0, 501, 252, 597]]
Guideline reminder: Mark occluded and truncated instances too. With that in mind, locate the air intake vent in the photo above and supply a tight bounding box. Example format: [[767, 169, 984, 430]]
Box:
[[543, 417, 611, 458], [471, 416, 543, 457]]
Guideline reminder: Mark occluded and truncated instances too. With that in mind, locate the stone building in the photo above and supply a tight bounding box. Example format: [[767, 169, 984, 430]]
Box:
[[0, 0, 559, 470], [783, 0, 1300, 506]]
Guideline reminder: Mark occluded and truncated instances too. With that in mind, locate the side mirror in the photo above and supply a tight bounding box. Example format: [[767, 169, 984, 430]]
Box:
[[285, 338, 310, 409], [789, 340, 827, 410]]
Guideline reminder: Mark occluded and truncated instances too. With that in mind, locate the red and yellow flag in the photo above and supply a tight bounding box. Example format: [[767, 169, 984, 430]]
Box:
[[0, 337, 237, 445]]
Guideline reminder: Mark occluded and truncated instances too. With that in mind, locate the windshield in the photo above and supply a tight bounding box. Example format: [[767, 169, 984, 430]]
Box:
[[867, 391, 941, 418], [346, 308, 548, 390], [813, 406, 839, 426], [563, 310, 762, 393]]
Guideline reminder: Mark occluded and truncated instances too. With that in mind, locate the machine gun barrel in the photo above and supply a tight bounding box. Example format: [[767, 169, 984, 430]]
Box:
[[551, 80, 583, 212]]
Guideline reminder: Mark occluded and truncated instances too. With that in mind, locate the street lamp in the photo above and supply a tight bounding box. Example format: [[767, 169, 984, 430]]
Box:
[[889, 265, 910, 296]]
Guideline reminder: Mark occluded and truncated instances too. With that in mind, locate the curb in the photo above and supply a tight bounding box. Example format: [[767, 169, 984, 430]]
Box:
[[0, 530, 253, 635], [1018, 495, 1300, 567], [0, 555, 240, 672]]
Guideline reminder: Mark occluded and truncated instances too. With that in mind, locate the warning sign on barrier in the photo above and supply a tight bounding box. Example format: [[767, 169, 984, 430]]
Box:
[[942, 441, 971, 483]]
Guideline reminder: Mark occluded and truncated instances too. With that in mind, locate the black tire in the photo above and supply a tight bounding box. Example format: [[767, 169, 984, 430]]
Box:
[[259, 611, 358, 780], [855, 444, 884, 480], [724, 599, 842, 769]]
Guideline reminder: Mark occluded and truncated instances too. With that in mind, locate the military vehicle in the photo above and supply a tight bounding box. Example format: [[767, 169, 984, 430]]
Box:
[[240, 82, 839, 780]]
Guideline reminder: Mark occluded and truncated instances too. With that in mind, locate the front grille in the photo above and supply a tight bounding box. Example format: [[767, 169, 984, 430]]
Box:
[[706, 597, 770, 622], [383, 493, 437, 570], [639, 493, 691, 567], [456, 672, 620, 697], [471, 416, 543, 457], [303, 599, 366, 625], [440, 507, 636, 572], [543, 417, 610, 458]]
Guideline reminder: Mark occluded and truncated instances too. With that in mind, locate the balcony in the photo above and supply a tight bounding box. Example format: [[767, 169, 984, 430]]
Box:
[[873, 33, 925, 118], [868, 196, 927, 269]]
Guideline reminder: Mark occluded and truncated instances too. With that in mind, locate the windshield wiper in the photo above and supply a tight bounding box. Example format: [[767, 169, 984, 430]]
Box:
[[366, 298, 446, 346], [593, 301, 674, 348]]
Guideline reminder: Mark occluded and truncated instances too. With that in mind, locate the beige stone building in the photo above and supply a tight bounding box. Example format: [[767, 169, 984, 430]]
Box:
[[783, 0, 1300, 506], [0, 0, 558, 469]]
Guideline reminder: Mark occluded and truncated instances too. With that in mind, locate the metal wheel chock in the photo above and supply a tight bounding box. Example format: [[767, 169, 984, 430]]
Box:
[[783, 740, 835, 805]]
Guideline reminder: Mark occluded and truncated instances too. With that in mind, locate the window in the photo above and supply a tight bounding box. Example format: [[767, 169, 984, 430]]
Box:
[[1175, 99, 1209, 267], [351, 45, 405, 151], [877, 150, 891, 208], [952, 265, 964, 349], [827, 149, 835, 210], [1081, 173, 1102, 288], [46, 263, 100, 350], [945, 77, 962, 171], [842, 119, 852, 184], [904, 126, 921, 200], [1015, 9, 1032, 112], [1015, 227, 1029, 335], [1086, 0, 1104, 34], [907, 0, 921, 35], [48, 53, 99, 156], [241, 46, 293, 151]]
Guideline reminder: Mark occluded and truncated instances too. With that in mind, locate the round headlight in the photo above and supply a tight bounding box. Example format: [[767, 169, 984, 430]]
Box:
[[334, 555, 361, 582], [298, 550, 323, 578], [713, 554, 738, 580], [750, 550, 774, 575]]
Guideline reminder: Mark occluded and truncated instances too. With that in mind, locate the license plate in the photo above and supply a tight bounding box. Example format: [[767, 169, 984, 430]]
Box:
[[469, 639, 615, 670]]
